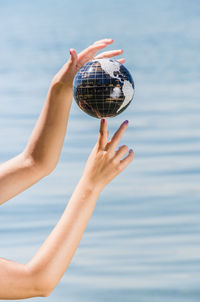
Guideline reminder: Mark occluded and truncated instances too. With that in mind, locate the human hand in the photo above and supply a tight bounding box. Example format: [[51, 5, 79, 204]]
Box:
[[52, 38, 125, 89], [81, 119, 134, 194]]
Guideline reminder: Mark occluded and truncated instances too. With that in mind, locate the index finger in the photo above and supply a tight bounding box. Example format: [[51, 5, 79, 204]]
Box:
[[97, 119, 108, 150], [108, 120, 129, 151]]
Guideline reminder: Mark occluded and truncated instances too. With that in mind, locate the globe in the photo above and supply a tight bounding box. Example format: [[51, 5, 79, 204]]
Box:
[[73, 58, 135, 118]]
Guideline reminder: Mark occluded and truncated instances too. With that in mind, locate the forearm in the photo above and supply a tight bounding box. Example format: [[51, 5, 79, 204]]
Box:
[[0, 85, 72, 204], [24, 83, 73, 173], [0, 64, 74, 204], [0, 179, 99, 299], [27, 178, 100, 296]]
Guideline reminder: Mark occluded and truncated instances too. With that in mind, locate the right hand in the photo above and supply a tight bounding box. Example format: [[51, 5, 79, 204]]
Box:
[[51, 39, 125, 89], [81, 119, 134, 193]]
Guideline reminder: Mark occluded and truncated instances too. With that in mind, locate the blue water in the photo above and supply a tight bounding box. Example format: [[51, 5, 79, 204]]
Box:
[[0, 0, 200, 301]]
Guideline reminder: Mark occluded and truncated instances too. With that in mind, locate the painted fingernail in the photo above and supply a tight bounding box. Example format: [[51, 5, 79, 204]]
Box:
[[69, 49, 72, 55], [124, 120, 129, 125], [102, 118, 106, 124], [129, 149, 133, 154]]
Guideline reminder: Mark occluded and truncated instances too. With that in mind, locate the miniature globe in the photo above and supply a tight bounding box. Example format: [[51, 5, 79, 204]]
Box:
[[73, 58, 135, 118]]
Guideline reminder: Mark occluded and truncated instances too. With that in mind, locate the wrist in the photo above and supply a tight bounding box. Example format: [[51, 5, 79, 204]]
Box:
[[50, 78, 73, 94], [78, 176, 103, 197], [48, 81, 73, 101]]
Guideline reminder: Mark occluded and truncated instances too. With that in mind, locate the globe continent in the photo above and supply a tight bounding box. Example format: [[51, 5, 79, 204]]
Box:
[[73, 58, 135, 118]]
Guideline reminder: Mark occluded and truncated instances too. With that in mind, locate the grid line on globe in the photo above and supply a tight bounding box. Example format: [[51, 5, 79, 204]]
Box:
[[73, 59, 135, 119]]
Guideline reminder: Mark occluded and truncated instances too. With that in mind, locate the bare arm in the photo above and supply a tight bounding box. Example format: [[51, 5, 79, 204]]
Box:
[[0, 39, 124, 205], [0, 119, 134, 299]]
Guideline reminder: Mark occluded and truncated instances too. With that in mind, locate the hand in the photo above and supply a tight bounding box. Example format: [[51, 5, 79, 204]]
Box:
[[81, 119, 134, 193], [52, 38, 125, 88]]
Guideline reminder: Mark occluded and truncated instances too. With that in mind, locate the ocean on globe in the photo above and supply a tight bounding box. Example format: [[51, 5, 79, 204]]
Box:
[[73, 58, 135, 118]]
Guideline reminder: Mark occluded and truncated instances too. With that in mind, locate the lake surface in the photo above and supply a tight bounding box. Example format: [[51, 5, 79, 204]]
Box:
[[0, 0, 200, 301]]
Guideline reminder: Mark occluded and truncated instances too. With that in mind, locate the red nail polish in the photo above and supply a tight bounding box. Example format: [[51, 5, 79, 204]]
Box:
[[102, 118, 106, 124]]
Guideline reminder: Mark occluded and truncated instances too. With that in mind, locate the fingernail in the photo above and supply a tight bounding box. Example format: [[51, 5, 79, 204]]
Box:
[[124, 120, 129, 125], [129, 149, 133, 154], [69, 49, 72, 55], [102, 118, 106, 124]]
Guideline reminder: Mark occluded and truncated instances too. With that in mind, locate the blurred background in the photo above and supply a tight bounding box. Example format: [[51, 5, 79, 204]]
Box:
[[0, 0, 200, 301]]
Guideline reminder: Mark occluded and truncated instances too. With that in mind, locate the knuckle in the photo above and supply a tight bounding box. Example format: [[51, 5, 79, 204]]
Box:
[[111, 158, 121, 172], [111, 157, 118, 165], [106, 151, 114, 161], [99, 129, 104, 136], [122, 145, 129, 152], [89, 44, 94, 50], [115, 164, 122, 173]]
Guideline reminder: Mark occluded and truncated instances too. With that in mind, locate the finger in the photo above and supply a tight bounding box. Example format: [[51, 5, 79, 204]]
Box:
[[95, 49, 123, 59], [120, 149, 134, 170], [77, 43, 107, 69], [93, 38, 113, 45], [108, 120, 129, 151], [117, 58, 125, 64], [115, 145, 129, 161], [97, 119, 108, 150], [69, 48, 78, 68], [55, 48, 78, 79]]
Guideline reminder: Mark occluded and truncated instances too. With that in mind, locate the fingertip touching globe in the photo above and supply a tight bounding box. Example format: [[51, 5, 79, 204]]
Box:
[[73, 58, 135, 118]]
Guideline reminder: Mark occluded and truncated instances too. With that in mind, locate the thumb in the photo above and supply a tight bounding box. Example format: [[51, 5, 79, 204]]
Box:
[[68, 48, 78, 69]]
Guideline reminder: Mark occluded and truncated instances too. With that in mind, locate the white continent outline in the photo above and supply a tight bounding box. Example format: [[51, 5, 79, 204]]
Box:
[[94, 59, 134, 112]]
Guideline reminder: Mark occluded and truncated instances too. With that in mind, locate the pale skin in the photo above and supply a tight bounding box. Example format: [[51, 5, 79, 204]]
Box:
[[0, 39, 134, 299]]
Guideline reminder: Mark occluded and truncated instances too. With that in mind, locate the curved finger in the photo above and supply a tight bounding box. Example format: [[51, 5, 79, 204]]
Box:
[[95, 49, 123, 59], [108, 120, 129, 151], [115, 145, 129, 160], [97, 119, 108, 150], [93, 38, 113, 45], [120, 149, 134, 170]]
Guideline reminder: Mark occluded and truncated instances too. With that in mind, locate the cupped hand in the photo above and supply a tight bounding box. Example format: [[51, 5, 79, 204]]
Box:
[[81, 119, 134, 193], [52, 38, 125, 88]]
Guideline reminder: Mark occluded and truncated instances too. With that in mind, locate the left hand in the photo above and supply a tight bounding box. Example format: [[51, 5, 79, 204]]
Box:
[[81, 119, 134, 194], [52, 38, 125, 88]]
